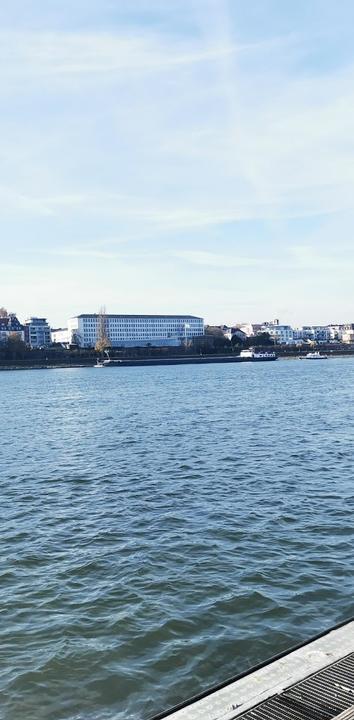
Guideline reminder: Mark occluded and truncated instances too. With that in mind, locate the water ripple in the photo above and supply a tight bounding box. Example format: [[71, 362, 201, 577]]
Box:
[[1, 360, 354, 719]]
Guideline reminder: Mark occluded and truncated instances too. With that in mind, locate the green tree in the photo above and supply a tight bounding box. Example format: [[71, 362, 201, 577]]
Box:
[[231, 333, 245, 347], [251, 332, 274, 346], [203, 326, 231, 353], [205, 325, 225, 338], [6, 332, 27, 360]]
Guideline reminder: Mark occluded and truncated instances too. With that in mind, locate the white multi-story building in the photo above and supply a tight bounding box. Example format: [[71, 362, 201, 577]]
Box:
[[68, 314, 204, 348], [51, 328, 70, 345], [314, 326, 330, 342], [294, 326, 331, 343], [328, 325, 343, 341], [328, 324, 354, 342], [261, 321, 294, 344], [342, 330, 354, 343], [24, 317, 51, 348]]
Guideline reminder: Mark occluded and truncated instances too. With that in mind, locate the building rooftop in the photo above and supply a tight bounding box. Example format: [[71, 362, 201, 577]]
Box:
[[25, 317, 48, 323], [0, 316, 23, 330], [73, 314, 203, 320]]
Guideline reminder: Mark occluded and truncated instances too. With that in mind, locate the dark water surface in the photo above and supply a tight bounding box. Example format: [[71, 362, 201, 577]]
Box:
[[1, 360, 354, 720]]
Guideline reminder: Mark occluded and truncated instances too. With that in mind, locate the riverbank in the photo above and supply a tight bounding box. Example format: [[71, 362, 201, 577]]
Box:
[[1, 351, 354, 370], [0, 356, 251, 370], [0, 363, 90, 371]]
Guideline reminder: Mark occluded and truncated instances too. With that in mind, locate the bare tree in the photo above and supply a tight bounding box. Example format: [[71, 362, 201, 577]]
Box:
[[95, 306, 112, 354], [0, 307, 8, 317]]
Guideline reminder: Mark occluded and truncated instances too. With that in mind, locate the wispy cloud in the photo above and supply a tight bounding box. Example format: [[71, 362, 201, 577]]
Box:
[[288, 244, 354, 272], [1, 14, 354, 227], [1, 0, 354, 324], [0, 29, 298, 81], [173, 250, 262, 268], [48, 248, 125, 260]]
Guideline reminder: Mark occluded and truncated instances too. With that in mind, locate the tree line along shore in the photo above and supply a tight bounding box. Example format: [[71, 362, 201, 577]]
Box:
[[1, 332, 354, 369]]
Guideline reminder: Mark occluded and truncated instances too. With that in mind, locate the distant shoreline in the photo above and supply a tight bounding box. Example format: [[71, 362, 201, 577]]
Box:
[[1, 352, 354, 371]]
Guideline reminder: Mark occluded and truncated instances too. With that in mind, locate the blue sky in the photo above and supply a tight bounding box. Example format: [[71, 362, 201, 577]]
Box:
[[1, 0, 354, 326]]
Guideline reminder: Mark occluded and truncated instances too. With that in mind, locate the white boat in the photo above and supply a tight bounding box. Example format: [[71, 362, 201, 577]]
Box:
[[94, 350, 113, 367], [304, 351, 328, 360], [94, 358, 122, 367], [240, 349, 277, 361]]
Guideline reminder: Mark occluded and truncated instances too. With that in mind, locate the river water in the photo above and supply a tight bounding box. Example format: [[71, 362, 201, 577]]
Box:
[[1, 359, 354, 720]]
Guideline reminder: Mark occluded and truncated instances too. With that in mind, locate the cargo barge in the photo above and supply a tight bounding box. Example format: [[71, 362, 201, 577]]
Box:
[[94, 353, 277, 368]]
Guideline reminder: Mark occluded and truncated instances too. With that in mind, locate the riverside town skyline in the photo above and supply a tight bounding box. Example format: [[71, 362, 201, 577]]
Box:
[[1, 308, 354, 349]]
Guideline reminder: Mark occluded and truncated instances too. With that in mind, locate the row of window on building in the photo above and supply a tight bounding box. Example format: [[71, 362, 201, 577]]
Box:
[[0, 314, 205, 348], [68, 314, 205, 347]]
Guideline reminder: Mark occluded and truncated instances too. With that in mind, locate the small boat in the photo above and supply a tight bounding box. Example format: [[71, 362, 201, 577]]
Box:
[[94, 358, 122, 367], [103, 359, 122, 366], [304, 351, 328, 360], [240, 349, 277, 361]]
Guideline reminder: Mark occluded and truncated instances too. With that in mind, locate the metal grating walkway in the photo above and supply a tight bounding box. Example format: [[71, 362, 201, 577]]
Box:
[[238, 652, 354, 720], [151, 620, 354, 720]]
